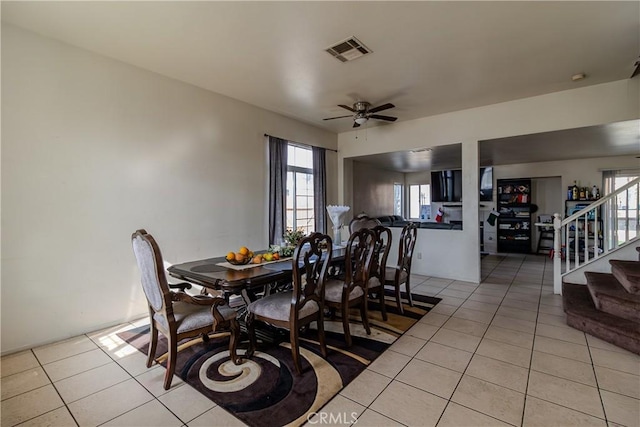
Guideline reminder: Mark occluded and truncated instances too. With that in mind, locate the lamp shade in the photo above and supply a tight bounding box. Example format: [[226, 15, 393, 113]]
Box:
[[354, 116, 368, 125]]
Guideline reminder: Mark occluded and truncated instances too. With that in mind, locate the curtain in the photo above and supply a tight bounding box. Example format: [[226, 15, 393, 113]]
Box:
[[312, 146, 327, 234], [268, 136, 288, 245]]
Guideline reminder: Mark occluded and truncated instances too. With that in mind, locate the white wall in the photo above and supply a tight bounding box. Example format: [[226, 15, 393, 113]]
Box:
[[338, 79, 639, 283], [352, 161, 404, 217], [1, 25, 337, 353]]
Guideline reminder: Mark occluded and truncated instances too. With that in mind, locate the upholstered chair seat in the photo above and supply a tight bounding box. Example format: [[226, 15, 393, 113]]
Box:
[[247, 292, 319, 322], [384, 267, 408, 284], [324, 279, 364, 303], [153, 301, 238, 334]]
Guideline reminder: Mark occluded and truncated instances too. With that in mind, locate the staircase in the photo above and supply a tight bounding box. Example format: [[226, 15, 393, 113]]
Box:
[[562, 248, 640, 354], [552, 177, 639, 294]]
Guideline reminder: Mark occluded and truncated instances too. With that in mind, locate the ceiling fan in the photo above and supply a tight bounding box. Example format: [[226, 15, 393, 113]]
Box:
[[323, 101, 397, 128]]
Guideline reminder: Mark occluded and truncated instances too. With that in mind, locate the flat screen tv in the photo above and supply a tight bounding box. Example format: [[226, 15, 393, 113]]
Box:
[[431, 167, 493, 202]]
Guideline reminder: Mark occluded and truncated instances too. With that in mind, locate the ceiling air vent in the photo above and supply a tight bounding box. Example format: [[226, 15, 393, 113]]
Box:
[[325, 36, 372, 62]]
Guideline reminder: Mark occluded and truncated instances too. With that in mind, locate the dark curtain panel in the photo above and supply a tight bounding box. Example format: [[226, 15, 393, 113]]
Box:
[[269, 136, 288, 245], [312, 146, 327, 234]]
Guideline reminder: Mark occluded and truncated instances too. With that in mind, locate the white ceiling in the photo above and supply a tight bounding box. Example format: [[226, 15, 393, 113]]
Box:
[[2, 1, 639, 135], [350, 120, 640, 172]]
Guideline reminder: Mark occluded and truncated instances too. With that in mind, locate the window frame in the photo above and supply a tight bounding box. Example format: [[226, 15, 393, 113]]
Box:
[[286, 145, 315, 235], [408, 184, 431, 220]]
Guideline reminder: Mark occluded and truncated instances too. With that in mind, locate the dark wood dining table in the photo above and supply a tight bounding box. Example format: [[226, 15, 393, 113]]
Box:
[[167, 246, 347, 302]]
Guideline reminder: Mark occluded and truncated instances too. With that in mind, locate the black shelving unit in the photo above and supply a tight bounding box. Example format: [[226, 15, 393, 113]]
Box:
[[565, 200, 603, 260], [497, 178, 532, 253]]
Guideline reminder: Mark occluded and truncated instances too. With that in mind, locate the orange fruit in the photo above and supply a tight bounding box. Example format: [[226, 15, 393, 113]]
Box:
[[235, 252, 245, 262], [239, 246, 249, 256], [272, 253, 280, 260], [226, 252, 235, 261]]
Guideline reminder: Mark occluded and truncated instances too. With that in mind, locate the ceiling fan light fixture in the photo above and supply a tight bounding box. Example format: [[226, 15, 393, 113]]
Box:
[[354, 116, 368, 125]]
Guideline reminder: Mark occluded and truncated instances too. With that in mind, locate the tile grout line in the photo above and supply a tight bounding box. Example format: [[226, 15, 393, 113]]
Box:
[[518, 253, 546, 427], [585, 333, 610, 425], [433, 254, 521, 426]]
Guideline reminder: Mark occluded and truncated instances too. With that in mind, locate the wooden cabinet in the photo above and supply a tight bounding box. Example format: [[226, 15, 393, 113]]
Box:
[[497, 178, 532, 253]]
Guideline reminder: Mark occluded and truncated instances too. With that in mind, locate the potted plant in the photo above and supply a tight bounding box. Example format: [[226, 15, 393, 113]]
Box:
[[279, 228, 305, 257]]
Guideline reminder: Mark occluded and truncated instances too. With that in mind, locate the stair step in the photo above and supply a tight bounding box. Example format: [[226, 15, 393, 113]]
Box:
[[562, 282, 639, 355], [610, 260, 640, 294], [585, 272, 640, 322]]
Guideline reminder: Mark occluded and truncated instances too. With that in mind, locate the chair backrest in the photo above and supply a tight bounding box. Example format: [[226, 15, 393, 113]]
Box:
[[345, 228, 376, 293], [397, 222, 418, 274], [131, 229, 173, 317], [370, 225, 392, 281], [291, 232, 333, 318], [349, 214, 382, 234]]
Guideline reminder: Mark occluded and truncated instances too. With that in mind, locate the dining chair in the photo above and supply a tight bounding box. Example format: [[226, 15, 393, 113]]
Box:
[[348, 213, 382, 234], [385, 222, 418, 314], [131, 229, 241, 390], [245, 232, 332, 375], [367, 225, 392, 321], [324, 227, 376, 347]]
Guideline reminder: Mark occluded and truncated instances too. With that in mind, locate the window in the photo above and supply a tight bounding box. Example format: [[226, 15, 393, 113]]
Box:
[[603, 170, 639, 248], [286, 145, 314, 235], [394, 183, 403, 216], [409, 184, 431, 219], [613, 174, 638, 245]]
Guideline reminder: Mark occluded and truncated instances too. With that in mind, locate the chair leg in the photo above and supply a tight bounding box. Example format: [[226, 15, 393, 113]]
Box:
[[290, 326, 302, 375], [395, 283, 404, 315], [341, 304, 352, 347], [360, 300, 371, 336], [163, 334, 177, 390], [147, 323, 158, 368], [378, 287, 388, 321], [405, 280, 413, 307], [229, 319, 241, 365], [317, 311, 327, 359], [246, 313, 257, 358]]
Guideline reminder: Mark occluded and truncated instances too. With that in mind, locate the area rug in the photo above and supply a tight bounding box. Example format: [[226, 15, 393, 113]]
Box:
[[119, 293, 440, 427]]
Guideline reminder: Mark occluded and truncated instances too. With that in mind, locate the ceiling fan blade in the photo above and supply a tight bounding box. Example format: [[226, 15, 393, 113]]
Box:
[[323, 115, 354, 121], [631, 60, 640, 79], [353, 122, 361, 128], [338, 104, 356, 112], [368, 103, 395, 114], [370, 114, 397, 122]]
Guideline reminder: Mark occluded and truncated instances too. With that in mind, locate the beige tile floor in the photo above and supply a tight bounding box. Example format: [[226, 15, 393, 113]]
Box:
[[2, 254, 639, 427]]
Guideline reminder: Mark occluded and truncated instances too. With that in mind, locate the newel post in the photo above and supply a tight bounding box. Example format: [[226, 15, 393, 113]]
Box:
[[553, 212, 562, 295]]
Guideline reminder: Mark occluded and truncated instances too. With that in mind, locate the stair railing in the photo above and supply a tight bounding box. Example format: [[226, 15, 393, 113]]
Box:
[[553, 177, 639, 294]]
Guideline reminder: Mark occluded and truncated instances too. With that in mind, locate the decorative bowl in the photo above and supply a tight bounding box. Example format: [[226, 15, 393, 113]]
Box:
[[227, 257, 251, 265], [226, 252, 253, 265]]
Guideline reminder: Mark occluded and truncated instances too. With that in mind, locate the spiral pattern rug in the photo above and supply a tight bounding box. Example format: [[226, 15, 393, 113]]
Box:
[[119, 293, 440, 427]]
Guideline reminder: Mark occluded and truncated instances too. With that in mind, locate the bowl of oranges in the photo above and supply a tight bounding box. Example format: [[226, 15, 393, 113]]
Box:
[[225, 247, 254, 265]]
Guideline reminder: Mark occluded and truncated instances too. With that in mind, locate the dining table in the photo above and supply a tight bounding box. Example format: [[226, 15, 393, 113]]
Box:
[[167, 246, 348, 304]]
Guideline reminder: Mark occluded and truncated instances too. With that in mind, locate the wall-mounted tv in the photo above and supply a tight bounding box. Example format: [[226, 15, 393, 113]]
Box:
[[431, 167, 493, 202]]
